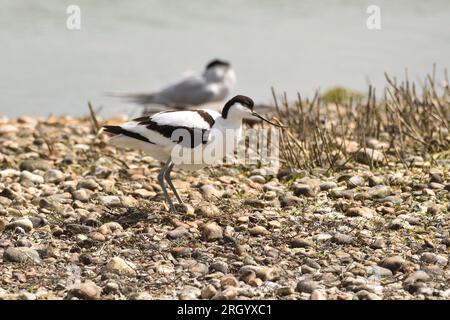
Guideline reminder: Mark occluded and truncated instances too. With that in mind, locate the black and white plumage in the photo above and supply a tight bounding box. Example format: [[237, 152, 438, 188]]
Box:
[[109, 59, 236, 107], [103, 95, 282, 213]]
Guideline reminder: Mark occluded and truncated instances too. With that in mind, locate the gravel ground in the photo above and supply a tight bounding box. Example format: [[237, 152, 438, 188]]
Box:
[[0, 116, 449, 300]]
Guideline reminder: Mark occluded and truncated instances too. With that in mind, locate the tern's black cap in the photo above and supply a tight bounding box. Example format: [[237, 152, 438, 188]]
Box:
[[206, 59, 231, 70]]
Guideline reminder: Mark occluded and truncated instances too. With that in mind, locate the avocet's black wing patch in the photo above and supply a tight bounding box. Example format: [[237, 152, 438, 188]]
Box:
[[103, 125, 155, 144]]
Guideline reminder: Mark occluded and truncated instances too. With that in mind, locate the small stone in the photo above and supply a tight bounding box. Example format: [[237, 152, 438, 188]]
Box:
[[276, 286, 295, 296], [202, 222, 223, 241], [44, 169, 64, 183], [0, 218, 7, 231], [248, 225, 268, 236], [19, 159, 52, 172], [332, 233, 354, 244], [368, 185, 392, 198], [179, 258, 205, 274], [105, 257, 137, 276], [292, 184, 316, 197], [133, 188, 156, 198], [320, 181, 338, 191], [178, 286, 201, 300], [356, 290, 381, 300], [130, 291, 153, 300], [347, 176, 365, 189], [368, 176, 385, 187], [280, 195, 302, 207], [7, 218, 34, 232], [404, 271, 431, 285], [3, 247, 41, 264], [239, 265, 279, 281], [212, 287, 237, 300], [77, 178, 100, 190], [356, 148, 385, 165], [210, 261, 229, 274], [379, 256, 405, 272], [68, 281, 101, 300], [296, 280, 317, 293], [370, 238, 386, 249], [99, 196, 121, 207], [313, 233, 332, 242], [368, 266, 393, 278], [79, 253, 93, 265], [72, 189, 93, 202], [346, 207, 375, 218], [20, 171, 44, 184], [220, 276, 239, 288], [201, 285, 218, 299], [98, 222, 123, 235], [201, 185, 222, 199], [249, 175, 266, 184], [388, 219, 404, 230], [196, 204, 221, 217], [310, 289, 327, 300], [244, 199, 266, 209], [291, 237, 314, 248]]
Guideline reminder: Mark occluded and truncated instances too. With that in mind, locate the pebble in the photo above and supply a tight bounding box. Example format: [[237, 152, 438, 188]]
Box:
[[105, 257, 137, 276], [98, 196, 121, 207], [239, 265, 278, 281], [201, 285, 218, 299], [201, 184, 222, 199], [244, 199, 266, 208], [280, 195, 302, 207], [368, 185, 392, 198], [356, 148, 384, 165], [248, 225, 268, 236], [202, 222, 223, 241], [249, 175, 266, 184], [404, 271, 431, 285], [68, 281, 101, 300], [72, 189, 93, 202], [347, 176, 365, 189], [44, 169, 64, 183], [368, 176, 385, 187], [178, 286, 201, 300], [292, 184, 316, 197], [379, 256, 405, 272], [19, 159, 52, 172], [20, 171, 44, 184], [310, 289, 327, 300], [3, 247, 41, 264], [212, 287, 238, 300], [7, 218, 34, 232], [320, 181, 338, 191], [210, 261, 229, 274], [276, 286, 295, 296], [332, 233, 354, 244], [220, 276, 239, 288], [346, 207, 375, 218], [296, 280, 318, 293], [291, 237, 314, 248]]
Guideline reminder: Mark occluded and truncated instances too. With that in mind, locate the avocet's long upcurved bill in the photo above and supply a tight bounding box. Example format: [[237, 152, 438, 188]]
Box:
[[251, 112, 288, 128]]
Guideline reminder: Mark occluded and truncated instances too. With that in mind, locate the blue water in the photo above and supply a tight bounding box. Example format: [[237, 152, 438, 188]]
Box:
[[0, 0, 449, 117]]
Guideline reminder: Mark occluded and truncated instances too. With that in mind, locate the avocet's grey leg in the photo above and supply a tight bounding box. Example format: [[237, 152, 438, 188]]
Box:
[[164, 161, 183, 204], [158, 160, 176, 213]]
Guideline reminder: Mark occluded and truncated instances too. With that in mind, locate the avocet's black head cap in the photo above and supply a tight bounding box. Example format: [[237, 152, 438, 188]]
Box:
[[222, 95, 254, 118], [206, 59, 231, 70]]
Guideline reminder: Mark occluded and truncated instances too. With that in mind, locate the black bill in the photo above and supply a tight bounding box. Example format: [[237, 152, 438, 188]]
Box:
[[251, 112, 287, 128]]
